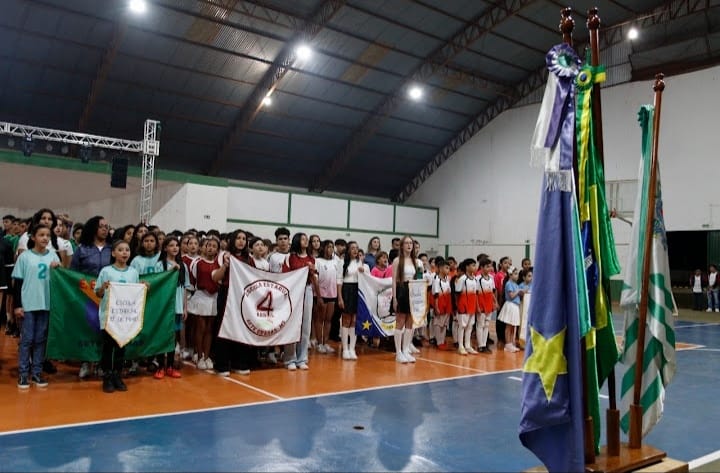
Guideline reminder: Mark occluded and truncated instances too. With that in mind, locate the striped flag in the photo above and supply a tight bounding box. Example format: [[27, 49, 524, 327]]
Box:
[[619, 105, 676, 437]]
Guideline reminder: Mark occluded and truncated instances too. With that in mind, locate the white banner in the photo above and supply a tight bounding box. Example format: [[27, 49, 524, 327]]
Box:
[[408, 279, 428, 328], [219, 258, 309, 346], [520, 292, 530, 343], [105, 282, 147, 348], [357, 272, 395, 337]]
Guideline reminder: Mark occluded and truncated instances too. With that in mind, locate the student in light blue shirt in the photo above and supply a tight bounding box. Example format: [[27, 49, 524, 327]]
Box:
[[130, 232, 162, 276], [12, 224, 60, 389], [95, 240, 141, 394]]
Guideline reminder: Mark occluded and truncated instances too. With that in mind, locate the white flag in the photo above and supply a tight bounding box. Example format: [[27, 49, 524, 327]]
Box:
[[219, 258, 308, 346], [357, 272, 395, 337], [105, 282, 147, 348]]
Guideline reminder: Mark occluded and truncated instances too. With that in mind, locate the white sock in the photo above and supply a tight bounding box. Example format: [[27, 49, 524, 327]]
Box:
[[348, 328, 357, 352], [464, 319, 474, 349], [457, 324, 466, 350], [403, 328, 414, 354], [340, 327, 349, 352], [394, 329, 403, 354], [452, 319, 458, 343]]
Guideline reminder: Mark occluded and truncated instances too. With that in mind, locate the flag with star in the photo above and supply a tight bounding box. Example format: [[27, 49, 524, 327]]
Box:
[[357, 272, 395, 337], [520, 43, 590, 472], [619, 105, 676, 437]]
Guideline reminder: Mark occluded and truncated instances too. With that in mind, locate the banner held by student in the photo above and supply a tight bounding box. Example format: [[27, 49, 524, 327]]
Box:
[[357, 272, 395, 337]]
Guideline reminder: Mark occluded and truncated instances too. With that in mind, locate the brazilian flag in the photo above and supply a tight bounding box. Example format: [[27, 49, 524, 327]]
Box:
[[48, 267, 177, 361]]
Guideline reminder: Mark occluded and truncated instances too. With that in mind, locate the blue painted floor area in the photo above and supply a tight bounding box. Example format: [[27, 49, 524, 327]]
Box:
[[1, 322, 717, 472]]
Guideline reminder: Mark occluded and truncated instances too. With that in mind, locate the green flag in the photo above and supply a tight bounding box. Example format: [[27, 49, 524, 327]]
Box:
[[48, 267, 177, 361], [619, 105, 676, 436]]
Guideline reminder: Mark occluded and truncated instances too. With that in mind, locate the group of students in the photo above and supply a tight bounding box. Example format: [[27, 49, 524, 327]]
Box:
[[690, 264, 720, 312], [0, 209, 532, 393]]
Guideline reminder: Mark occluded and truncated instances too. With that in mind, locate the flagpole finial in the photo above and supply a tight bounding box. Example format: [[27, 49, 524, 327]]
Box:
[[560, 7, 574, 45], [587, 7, 600, 30], [654, 73, 665, 92]]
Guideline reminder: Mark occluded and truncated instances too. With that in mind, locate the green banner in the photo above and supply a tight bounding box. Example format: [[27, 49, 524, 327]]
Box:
[[48, 267, 178, 361]]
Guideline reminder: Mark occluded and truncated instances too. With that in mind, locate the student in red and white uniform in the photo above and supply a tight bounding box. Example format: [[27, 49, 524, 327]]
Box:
[[180, 233, 200, 361], [432, 257, 452, 350], [476, 257, 498, 354], [337, 241, 368, 361], [455, 258, 480, 355], [187, 236, 220, 370], [247, 237, 270, 271]]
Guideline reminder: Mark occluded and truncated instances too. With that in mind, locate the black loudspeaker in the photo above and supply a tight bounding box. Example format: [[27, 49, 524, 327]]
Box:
[[111, 157, 129, 188]]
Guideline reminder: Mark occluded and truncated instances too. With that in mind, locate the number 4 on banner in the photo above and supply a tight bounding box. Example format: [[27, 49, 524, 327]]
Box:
[[257, 291, 273, 312]]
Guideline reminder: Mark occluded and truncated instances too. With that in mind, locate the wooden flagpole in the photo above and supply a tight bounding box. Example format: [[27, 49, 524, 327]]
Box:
[[586, 7, 621, 458], [628, 73, 666, 449]]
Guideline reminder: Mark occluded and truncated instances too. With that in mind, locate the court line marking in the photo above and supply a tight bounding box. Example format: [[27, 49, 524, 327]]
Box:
[[689, 448, 720, 469], [692, 348, 720, 352], [508, 376, 522, 381], [416, 357, 488, 373], [221, 376, 284, 400], [0, 369, 522, 438], [674, 322, 720, 329]]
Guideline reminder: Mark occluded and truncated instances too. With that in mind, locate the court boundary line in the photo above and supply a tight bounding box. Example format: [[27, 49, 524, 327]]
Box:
[[689, 448, 720, 469], [674, 322, 720, 329], [415, 357, 488, 373], [0, 369, 521, 438], [221, 375, 284, 400]]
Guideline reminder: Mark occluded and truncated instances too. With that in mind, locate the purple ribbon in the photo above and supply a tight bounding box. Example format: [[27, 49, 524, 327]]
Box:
[[543, 44, 580, 172]]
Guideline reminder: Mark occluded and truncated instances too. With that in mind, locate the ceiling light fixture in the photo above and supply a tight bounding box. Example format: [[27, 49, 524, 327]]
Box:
[[129, 0, 147, 14], [295, 44, 313, 62], [262, 96, 273, 106], [408, 85, 423, 101], [627, 27, 639, 40]]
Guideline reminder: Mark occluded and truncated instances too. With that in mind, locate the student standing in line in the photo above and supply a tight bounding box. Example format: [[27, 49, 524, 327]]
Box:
[[431, 257, 452, 350], [269, 227, 291, 274], [391, 235, 423, 363], [370, 251, 393, 278], [707, 264, 719, 312], [494, 256, 512, 349], [497, 267, 523, 353], [155, 236, 189, 379], [476, 258, 497, 354], [364, 236, 381, 270], [95, 240, 140, 393], [12, 224, 60, 389], [282, 233, 322, 370], [329, 238, 347, 342], [314, 240, 337, 354], [337, 241, 368, 361], [248, 237, 270, 271], [180, 234, 200, 361], [188, 237, 221, 370], [455, 258, 480, 356]]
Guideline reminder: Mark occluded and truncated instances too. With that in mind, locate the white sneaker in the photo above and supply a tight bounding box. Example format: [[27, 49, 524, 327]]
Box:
[[310, 339, 317, 350], [707, 308, 713, 312], [342, 349, 351, 360], [79, 362, 91, 379], [466, 347, 478, 355], [268, 352, 278, 364], [504, 344, 516, 352], [396, 352, 408, 363], [350, 350, 358, 360], [297, 362, 309, 370], [217, 370, 230, 377], [181, 349, 191, 360], [317, 344, 327, 354], [205, 357, 214, 370], [192, 353, 199, 365], [324, 344, 335, 354], [232, 368, 250, 375], [197, 357, 207, 369], [287, 363, 297, 371], [458, 347, 468, 355], [715, 309, 719, 313], [175, 342, 181, 355], [409, 344, 420, 354]]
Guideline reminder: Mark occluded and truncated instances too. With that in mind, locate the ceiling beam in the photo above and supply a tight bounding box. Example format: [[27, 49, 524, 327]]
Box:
[[308, 0, 535, 193], [206, 0, 346, 176], [394, 0, 713, 202], [77, 20, 127, 133]]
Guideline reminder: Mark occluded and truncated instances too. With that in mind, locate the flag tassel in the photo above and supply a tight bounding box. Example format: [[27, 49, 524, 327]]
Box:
[[629, 73, 666, 449]]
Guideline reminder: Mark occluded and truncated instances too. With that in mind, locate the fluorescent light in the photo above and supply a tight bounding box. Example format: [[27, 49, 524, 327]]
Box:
[[262, 96, 272, 106], [408, 85, 423, 101], [628, 27, 639, 40], [129, 0, 147, 14], [295, 44, 312, 61]]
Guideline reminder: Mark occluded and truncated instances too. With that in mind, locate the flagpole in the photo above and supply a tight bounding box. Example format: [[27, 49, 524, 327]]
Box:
[[560, 7, 596, 465], [629, 73, 665, 449], [587, 7, 621, 458]]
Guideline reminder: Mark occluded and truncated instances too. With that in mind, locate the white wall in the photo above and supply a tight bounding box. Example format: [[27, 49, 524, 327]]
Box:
[[407, 65, 720, 265]]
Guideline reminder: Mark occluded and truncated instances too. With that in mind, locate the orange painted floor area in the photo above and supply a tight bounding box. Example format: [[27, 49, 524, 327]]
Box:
[[0, 332, 525, 433]]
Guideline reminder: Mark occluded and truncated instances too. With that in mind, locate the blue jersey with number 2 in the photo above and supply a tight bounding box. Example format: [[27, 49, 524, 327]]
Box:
[[11, 249, 60, 311]]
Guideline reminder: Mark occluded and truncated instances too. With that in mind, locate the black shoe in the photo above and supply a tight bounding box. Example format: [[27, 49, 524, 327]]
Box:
[[5, 322, 14, 336], [42, 360, 57, 374], [31, 374, 49, 387], [429, 338, 437, 346], [487, 338, 495, 345], [102, 375, 115, 393], [112, 371, 127, 392]]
